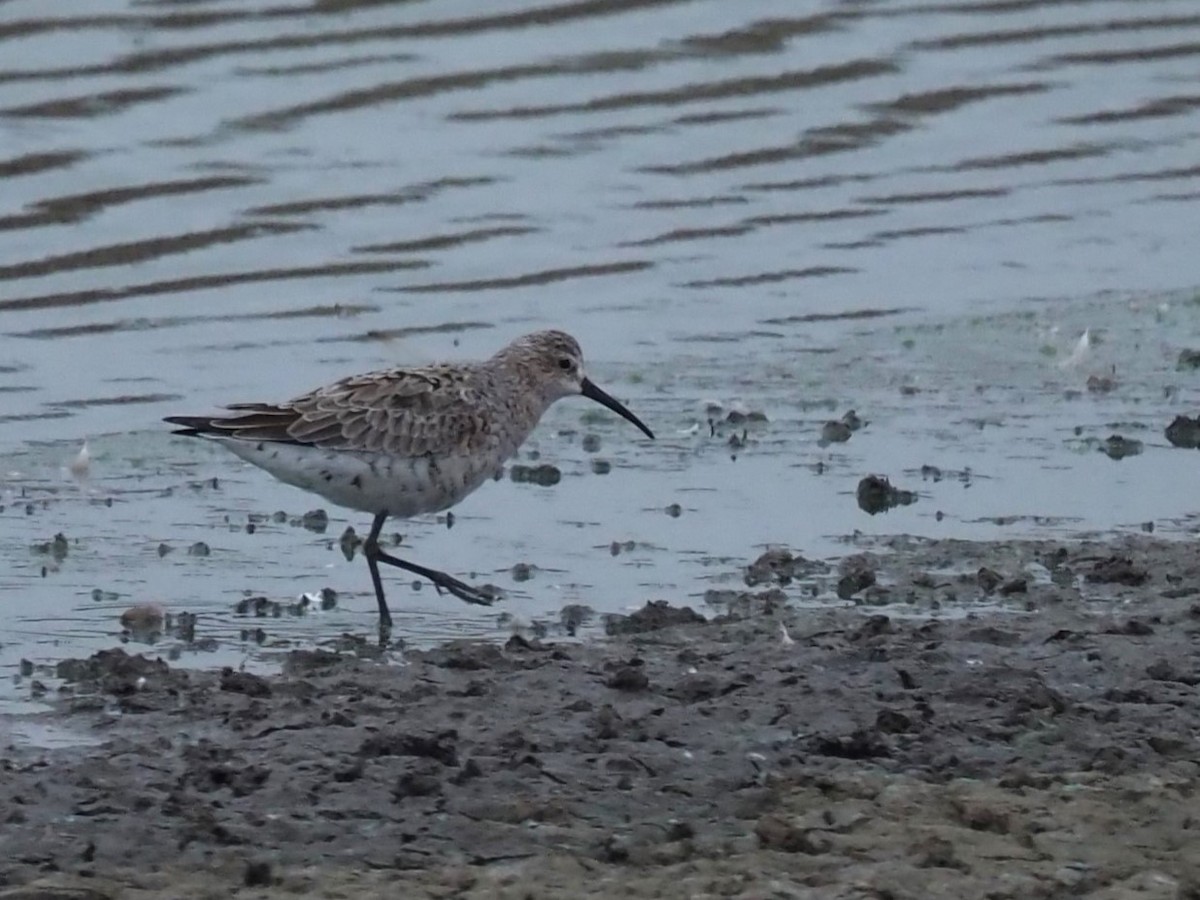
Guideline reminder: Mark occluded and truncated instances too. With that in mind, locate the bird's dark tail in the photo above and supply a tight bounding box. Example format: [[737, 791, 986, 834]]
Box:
[[163, 415, 218, 437]]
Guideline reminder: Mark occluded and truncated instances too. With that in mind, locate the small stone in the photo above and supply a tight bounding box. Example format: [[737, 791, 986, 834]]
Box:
[[358, 730, 459, 766], [590, 704, 622, 740], [851, 615, 891, 641], [1145, 660, 1199, 684], [339, 526, 360, 561], [1109, 618, 1153, 636], [666, 820, 695, 841], [1165, 414, 1200, 448], [605, 665, 649, 692], [837, 555, 876, 600], [1101, 434, 1142, 460], [393, 768, 443, 799], [1147, 735, 1189, 757], [510, 463, 562, 486], [856, 475, 917, 515], [605, 601, 704, 635], [32, 533, 70, 561], [667, 673, 720, 704], [976, 567, 1002, 594], [235, 596, 277, 617], [452, 759, 483, 784], [220, 668, 272, 697], [755, 815, 828, 854], [173, 611, 198, 643], [745, 548, 797, 586], [1085, 556, 1147, 586], [820, 421, 852, 444], [559, 604, 593, 636], [875, 709, 913, 733], [1177, 348, 1200, 370], [1086, 373, 1117, 393], [300, 509, 329, 533], [911, 834, 964, 869], [244, 860, 272, 888], [726, 407, 767, 425], [119, 604, 165, 635]]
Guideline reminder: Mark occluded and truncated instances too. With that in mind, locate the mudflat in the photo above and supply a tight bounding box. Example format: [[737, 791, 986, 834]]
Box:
[[3, 534, 1198, 899]]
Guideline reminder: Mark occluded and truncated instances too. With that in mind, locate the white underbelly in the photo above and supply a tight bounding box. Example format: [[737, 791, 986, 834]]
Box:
[[218, 438, 503, 517]]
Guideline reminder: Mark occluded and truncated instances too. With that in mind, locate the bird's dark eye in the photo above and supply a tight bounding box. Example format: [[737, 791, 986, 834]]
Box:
[[558, 357, 574, 371]]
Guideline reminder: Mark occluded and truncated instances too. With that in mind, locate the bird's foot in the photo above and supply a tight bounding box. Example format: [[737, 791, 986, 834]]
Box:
[[432, 575, 498, 607], [377, 615, 394, 647], [370, 547, 498, 606]]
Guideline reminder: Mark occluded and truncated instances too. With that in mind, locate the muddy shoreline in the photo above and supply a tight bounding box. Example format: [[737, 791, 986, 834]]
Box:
[[2, 534, 1200, 899]]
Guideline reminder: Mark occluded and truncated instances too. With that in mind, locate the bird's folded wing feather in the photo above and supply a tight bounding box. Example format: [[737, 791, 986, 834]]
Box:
[[216, 367, 492, 457]]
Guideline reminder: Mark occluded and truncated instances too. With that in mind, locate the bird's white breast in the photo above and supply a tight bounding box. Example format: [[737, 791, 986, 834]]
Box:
[[219, 438, 505, 517]]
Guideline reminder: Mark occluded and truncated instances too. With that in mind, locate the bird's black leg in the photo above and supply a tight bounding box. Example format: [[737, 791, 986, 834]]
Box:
[[362, 512, 395, 639], [362, 513, 495, 620]]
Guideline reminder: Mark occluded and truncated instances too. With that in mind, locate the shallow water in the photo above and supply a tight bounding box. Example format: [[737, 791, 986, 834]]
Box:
[[3, 0, 1200, 713]]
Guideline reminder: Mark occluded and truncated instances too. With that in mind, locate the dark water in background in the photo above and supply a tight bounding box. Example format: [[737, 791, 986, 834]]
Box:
[[3, 0, 1200, 710]]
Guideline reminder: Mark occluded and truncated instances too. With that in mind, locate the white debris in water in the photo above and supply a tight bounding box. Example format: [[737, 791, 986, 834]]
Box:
[[780, 622, 795, 646], [1057, 329, 1091, 370], [297, 591, 330, 611], [68, 440, 90, 480]]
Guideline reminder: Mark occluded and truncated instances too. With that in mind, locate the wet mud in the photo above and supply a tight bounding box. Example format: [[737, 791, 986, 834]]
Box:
[[3, 535, 1199, 898]]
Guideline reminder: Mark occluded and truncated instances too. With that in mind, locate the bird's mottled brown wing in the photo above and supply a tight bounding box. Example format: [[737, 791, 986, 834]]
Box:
[[175, 365, 497, 458]]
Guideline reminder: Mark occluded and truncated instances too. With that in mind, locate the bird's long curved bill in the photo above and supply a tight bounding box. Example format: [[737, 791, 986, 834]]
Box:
[[581, 378, 655, 440]]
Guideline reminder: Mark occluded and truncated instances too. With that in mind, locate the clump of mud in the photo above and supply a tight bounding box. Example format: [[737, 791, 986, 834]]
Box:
[[605, 599, 705, 635], [1165, 414, 1200, 448], [856, 475, 917, 514], [31, 532, 70, 562], [233, 588, 337, 618], [744, 548, 828, 586], [1100, 434, 1143, 460], [819, 409, 865, 445], [836, 554, 876, 599], [510, 463, 562, 486]]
